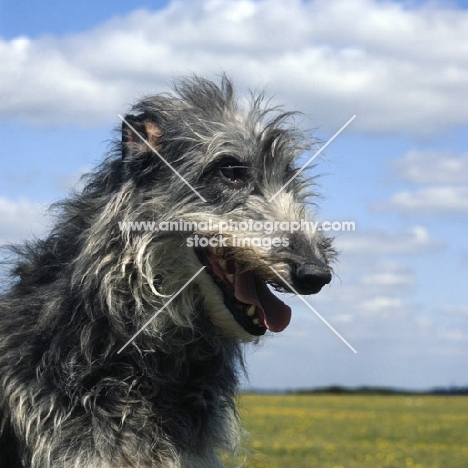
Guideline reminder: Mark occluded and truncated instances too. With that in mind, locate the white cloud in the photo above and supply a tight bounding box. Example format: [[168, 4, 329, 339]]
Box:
[[440, 305, 468, 317], [313, 262, 417, 320], [381, 186, 468, 215], [360, 267, 414, 289], [440, 330, 468, 343], [394, 150, 468, 184], [379, 149, 468, 215], [0, 197, 49, 244], [358, 295, 404, 314], [336, 225, 442, 255], [0, 0, 468, 135]]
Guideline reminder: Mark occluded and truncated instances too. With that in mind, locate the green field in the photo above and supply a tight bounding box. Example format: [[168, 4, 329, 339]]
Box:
[[231, 394, 468, 468]]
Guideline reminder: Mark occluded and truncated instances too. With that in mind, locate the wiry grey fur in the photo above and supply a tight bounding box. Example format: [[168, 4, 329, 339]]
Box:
[[0, 76, 334, 468]]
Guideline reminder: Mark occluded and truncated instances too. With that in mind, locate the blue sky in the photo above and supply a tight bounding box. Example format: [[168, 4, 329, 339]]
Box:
[[0, 0, 467, 390]]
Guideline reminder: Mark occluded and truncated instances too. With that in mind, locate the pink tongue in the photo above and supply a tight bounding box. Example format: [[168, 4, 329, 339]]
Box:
[[234, 263, 291, 332]]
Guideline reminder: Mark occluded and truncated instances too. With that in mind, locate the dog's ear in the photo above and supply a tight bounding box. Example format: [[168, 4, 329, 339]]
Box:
[[122, 114, 163, 160]]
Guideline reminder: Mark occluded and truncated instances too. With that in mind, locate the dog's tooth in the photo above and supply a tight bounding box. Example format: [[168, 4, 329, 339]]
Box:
[[226, 273, 234, 284], [218, 258, 227, 270], [247, 305, 256, 317], [253, 318, 260, 325]]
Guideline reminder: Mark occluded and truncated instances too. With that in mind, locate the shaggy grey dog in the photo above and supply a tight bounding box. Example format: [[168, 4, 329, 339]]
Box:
[[0, 76, 333, 468]]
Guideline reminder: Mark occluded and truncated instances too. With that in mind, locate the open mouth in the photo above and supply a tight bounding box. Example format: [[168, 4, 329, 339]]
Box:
[[196, 247, 292, 336]]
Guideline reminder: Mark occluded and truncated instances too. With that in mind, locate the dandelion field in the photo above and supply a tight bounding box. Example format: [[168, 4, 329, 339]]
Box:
[[234, 393, 468, 468]]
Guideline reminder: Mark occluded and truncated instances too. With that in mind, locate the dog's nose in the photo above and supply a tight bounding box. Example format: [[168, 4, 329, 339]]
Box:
[[291, 263, 332, 295]]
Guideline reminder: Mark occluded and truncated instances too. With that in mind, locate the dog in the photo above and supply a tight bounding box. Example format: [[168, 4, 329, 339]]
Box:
[[0, 76, 334, 467]]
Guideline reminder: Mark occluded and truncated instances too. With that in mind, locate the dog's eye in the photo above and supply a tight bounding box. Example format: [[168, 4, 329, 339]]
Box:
[[219, 165, 249, 187]]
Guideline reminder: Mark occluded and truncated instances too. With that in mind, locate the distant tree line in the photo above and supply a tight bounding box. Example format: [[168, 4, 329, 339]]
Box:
[[245, 386, 468, 396], [289, 386, 468, 395]]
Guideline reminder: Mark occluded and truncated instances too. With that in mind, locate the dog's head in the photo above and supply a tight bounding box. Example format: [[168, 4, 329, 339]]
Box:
[[120, 75, 334, 341]]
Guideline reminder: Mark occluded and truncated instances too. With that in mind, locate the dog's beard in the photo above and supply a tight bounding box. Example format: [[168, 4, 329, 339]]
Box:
[[196, 246, 291, 336]]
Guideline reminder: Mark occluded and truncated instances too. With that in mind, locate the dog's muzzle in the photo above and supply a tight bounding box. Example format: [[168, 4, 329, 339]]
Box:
[[196, 246, 293, 336], [196, 246, 332, 337]]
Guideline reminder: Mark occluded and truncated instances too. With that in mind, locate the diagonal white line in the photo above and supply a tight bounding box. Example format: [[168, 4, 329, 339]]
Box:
[[269, 266, 357, 354], [268, 115, 357, 202], [118, 114, 207, 203], [117, 266, 206, 354]]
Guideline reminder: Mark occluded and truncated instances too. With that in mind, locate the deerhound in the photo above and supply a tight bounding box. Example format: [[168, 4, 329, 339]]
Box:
[[0, 76, 333, 468]]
